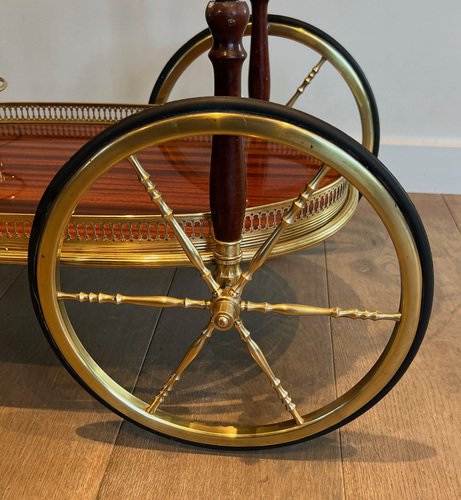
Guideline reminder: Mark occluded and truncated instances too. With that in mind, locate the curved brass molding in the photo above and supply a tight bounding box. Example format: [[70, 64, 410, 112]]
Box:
[[0, 177, 353, 265]]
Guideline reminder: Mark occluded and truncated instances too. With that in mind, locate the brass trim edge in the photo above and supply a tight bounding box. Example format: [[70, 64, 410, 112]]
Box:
[[0, 178, 350, 265]]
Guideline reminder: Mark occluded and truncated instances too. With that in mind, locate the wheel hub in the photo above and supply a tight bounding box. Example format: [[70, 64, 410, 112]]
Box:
[[211, 294, 240, 331]]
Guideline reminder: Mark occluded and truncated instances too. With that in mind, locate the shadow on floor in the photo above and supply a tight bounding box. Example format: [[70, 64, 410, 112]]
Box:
[[76, 419, 436, 463]]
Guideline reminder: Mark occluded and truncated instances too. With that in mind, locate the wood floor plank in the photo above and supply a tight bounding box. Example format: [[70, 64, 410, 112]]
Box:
[[1, 193, 459, 499], [0, 264, 23, 298], [443, 194, 461, 233], [96, 248, 345, 499], [0, 266, 175, 499], [326, 194, 461, 500]]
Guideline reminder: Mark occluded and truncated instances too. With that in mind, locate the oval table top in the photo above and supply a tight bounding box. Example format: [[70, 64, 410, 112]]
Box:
[[0, 121, 338, 216]]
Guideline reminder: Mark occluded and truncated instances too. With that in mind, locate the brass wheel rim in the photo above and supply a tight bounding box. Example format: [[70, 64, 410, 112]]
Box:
[[35, 111, 422, 447], [152, 20, 376, 152]]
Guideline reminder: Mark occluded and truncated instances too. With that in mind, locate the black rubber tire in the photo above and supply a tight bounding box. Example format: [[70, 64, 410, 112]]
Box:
[[29, 97, 432, 449], [149, 15, 380, 156]]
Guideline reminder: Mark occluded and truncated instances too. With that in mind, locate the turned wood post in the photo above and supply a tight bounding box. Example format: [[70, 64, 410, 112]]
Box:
[[206, 0, 250, 243], [248, 0, 270, 182], [249, 0, 270, 100]]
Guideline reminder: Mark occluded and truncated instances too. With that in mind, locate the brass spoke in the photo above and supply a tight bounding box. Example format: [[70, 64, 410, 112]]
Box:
[[57, 291, 210, 310], [146, 321, 215, 414], [242, 301, 401, 322], [234, 319, 304, 425], [286, 57, 327, 108], [232, 165, 331, 296], [128, 155, 221, 295]]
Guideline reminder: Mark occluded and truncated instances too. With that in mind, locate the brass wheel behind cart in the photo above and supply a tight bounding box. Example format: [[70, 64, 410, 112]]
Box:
[[29, 98, 432, 448], [149, 15, 380, 155]]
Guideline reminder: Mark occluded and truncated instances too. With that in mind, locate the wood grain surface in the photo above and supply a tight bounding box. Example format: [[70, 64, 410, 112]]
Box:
[[327, 195, 461, 500], [0, 194, 459, 500], [0, 134, 336, 215], [444, 194, 461, 230], [96, 247, 343, 499], [0, 264, 22, 299], [0, 267, 175, 499], [249, 0, 271, 100], [207, 0, 249, 241]]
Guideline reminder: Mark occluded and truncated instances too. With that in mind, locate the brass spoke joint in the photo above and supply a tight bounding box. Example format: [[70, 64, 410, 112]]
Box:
[[331, 307, 402, 322], [286, 56, 327, 108], [146, 372, 179, 414]]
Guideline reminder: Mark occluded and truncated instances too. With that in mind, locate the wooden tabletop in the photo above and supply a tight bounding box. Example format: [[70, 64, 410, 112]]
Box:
[[0, 123, 338, 215]]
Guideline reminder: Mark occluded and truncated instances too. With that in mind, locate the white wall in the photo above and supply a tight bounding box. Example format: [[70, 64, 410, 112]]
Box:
[[1, 0, 459, 192]]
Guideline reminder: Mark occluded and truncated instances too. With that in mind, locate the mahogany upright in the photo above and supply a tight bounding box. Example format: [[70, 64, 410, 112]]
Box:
[[206, 0, 250, 243], [249, 0, 270, 100]]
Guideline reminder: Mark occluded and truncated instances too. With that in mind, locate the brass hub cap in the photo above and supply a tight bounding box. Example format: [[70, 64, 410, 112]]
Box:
[[211, 294, 240, 331]]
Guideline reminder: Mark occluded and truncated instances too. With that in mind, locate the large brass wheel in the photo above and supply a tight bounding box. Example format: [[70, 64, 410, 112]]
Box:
[[149, 15, 380, 155], [29, 98, 432, 448]]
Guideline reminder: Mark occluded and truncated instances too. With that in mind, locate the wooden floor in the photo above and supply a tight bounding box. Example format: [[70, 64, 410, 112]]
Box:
[[0, 193, 459, 500]]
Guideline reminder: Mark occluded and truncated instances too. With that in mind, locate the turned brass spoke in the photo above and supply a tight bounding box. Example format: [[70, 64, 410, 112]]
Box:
[[242, 301, 401, 322], [57, 291, 210, 310], [232, 165, 331, 296], [286, 57, 327, 108], [128, 155, 221, 295], [234, 319, 304, 425], [146, 321, 215, 414]]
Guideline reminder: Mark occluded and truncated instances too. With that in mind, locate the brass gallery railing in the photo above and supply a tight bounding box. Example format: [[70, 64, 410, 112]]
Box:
[[0, 103, 357, 266]]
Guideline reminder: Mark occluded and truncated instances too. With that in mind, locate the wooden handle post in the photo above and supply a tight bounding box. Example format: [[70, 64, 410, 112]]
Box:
[[206, 0, 250, 243], [249, 0, 270, 100]]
